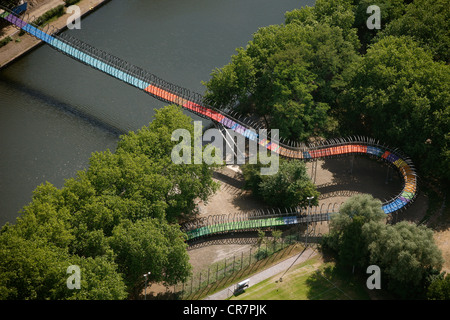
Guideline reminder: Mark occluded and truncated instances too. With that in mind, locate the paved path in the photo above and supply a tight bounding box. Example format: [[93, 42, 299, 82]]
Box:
[[0, 0, 109, 68], [204, 247, 318, 300]]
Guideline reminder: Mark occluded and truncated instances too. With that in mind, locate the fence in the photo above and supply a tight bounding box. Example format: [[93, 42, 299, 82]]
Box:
[[170, 223, 324, 300]]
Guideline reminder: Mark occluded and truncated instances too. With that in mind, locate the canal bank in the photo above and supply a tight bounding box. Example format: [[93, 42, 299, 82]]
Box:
[[0, 0, 112, 69], [0, 0, 311, 227]]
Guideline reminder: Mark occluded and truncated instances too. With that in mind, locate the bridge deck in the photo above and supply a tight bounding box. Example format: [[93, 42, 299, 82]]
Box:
[[0, 6, 419, 241]]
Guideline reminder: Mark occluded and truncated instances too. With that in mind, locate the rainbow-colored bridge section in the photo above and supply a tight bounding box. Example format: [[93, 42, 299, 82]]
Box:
[[0, 8, 418, 218]]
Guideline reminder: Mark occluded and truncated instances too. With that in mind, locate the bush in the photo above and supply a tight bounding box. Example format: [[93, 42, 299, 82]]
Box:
[[242, 159, 319, 208], [255, 249, 269, 261], [0, 36, 12, 48], [427, 273, 450, 300], [34, 5, 66, 27]]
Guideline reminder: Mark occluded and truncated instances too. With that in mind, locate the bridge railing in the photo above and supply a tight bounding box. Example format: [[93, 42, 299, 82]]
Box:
[[0, 5, 418, 216], [180, 203, 342, 241]]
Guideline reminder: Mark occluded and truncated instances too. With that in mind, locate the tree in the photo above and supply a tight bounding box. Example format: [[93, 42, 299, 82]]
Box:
[[427, 273, 450, 300], [379, 0, 450, 62], [202, 48, 256, 110], [108, 218, 191, 297], [261, 45, 331, 140], [64, 255, 128, 300], [0, 233, 70, 300], [116, 105, 219, 222], [85, 149, 172, 222], [10, 182, 74, 249], [352, 0, 408, 51], [324, 194, 386, 269], [341, 36, 450, 185], [337, 215, 367, 271], [285, 0, 358, 41], [203, 14, 360, 141], [0, 104, 218, 299], [242, 159, 319, 208], [256, 229, 266, 248], [270, 229, 283, 250], [363, 221, 444, 298], [0, 232, 127, 300]]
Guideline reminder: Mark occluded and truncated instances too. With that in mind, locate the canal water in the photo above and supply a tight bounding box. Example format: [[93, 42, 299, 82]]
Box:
[[0, 0, 313, 225]]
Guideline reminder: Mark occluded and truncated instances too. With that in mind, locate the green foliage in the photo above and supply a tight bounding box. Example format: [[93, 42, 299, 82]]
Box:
[[117, 106, 219, 222], [352, 0, 408, 51], [4, 0, 20, 6], [0, 105, 219, 299], [33, 5, 66, 27], [0, 233, 70, 300], [0, 36, 12, 48], [324, 194, 444, 298], [242, 159, 319, 208], [0, 232, 127, 300], [363, 220, 443, 298], [109, 218, 191, 294], [64, 0, 81, 6], [334, 193, 386, 223], [203, 10, 360, 141], [313, 0, 356, 32], [324, 194, 385, 268], [203, 0, 449, 188], [427, 273, 450, 300], [341, 36, 450, 184], [379, 0, 450, 62], [65, 255, 128, 300], [256, 229, 266, 248]]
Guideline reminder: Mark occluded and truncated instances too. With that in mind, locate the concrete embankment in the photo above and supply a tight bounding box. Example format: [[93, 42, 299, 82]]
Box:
[[0, 0, 111, 69]]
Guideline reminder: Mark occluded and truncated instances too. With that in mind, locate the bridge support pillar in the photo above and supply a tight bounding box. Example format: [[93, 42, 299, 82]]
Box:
[[349, 154, 355, 175]]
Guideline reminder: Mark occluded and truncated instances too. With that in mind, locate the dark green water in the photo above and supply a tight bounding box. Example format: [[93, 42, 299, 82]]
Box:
[[0, 0, 314, 226]]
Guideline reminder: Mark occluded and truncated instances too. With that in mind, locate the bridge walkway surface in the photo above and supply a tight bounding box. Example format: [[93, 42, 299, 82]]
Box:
[[0, 5, 419, 241]]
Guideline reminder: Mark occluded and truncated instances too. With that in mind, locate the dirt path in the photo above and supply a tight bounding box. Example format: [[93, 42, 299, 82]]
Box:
[[4, 0, 446, 295], [188, 157, 449, 300], [188, 156, 429, 274]]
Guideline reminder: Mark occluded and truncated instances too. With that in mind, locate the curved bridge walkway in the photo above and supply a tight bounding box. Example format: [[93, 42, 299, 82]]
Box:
[[1, 7, 418, 242]]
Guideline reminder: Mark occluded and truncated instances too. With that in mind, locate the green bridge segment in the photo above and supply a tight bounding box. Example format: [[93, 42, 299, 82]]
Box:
[[0, 6, 419, 242], [184, 214, 331, 241]]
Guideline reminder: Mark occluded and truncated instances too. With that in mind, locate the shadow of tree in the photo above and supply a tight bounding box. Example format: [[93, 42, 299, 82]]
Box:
[[304, 259, 373, 300], [305, 265, 349, 300], [319, 157, 402, 201]]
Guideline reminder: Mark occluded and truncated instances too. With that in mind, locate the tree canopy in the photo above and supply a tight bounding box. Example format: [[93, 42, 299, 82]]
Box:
[[325, 194, 386, 269], [341, 36, 450, 183], [324, 194, 444, 299], [427, 273, 450, 300], [242, 159, 319, 208], [379, 0, 450, 63], [203, 0, 449, 186], [203, 2, 361, 141], [363, 220, 443, 298], [0, 105, 218, 299]]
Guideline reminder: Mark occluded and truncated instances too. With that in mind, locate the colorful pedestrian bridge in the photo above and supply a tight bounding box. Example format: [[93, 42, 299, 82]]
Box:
[[0, 7, 418, 241], [182, 210, 332, 241]]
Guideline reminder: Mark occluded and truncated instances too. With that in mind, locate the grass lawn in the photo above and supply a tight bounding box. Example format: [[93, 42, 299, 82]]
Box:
[[229, 255, 371, 300]]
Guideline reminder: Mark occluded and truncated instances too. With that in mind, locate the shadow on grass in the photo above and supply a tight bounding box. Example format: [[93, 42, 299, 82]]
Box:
[[305, 265, 351, 300], [304, 248, 371, 300]]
